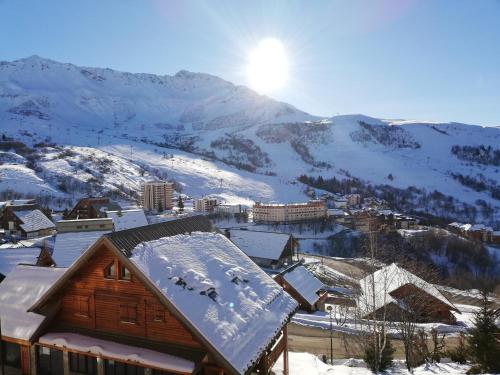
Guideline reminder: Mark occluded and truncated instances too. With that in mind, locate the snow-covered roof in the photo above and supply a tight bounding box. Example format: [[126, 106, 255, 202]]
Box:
[[106, 209, 148, 231], [469, 224, 493, 232], [14, 209, 55, 233], [358, 263, 456, 316], [327, 209, 348, 216], [282, 265, 324, 306], [0, 265, 66, 341], [129, 232, 298, 375], [0, 247, 41, 276], [229, 230, 290, 261], [39, 332, 194, 373], [52, 230, 109, 267]]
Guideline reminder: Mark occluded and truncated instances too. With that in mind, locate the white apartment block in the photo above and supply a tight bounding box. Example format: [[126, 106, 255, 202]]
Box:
[[253, 200, 327, 223], [141, 181, 174, 212], [193, 197, 218, 212]]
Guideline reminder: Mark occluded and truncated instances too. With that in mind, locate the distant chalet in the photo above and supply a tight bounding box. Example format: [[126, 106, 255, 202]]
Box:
[[66, 197, 122, 220], [0, 216, 298, 375], [253, 200, 327, 223], [275, 263, 327, 313], [1, 202, 55, 239]]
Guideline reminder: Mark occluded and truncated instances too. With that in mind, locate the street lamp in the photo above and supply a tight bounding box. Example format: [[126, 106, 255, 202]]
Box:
[[326, 305, 333, 364]]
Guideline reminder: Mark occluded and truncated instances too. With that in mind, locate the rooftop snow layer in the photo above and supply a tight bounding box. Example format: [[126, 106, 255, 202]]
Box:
[[229, 230, 290, 261], [106, 209, 148, 231], [282, 265, 324, 306], [0, 247, 41, 276], [40, 332, 194, 373], [52, 230, 109, 267], [0, 265, 66, 341], [129, 232, 298, 374], [14, 209, 55, 233], [358, 263, 456, 316]]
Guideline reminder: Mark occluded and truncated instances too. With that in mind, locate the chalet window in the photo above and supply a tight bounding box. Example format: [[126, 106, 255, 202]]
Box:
[[69, 352, 97, 374], [153, 305, 165, 322], [105, 262, 117, 279], [119, 303, 138, 324], [38, 346, 64, 375], [119, 265, 132, 281], [2, 341, 21, 369], [74, 295, 90, 317], [105, 359, 145, 375]]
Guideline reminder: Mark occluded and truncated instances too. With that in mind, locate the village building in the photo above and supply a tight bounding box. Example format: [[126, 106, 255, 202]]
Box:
[[106, 209, 148, 231], [0, 216, 297, 375], [358, 263, 459, 324], [1, 204, 55, 239], [345, 194, 361, 207], [193, 197, 218, 213], [274, 264, 327, 313], [65, 198, 122, 220], [141, 181, 174, 212], [0, 246, 41, 281], [228, 230, 295, 269], [253, 200, 327, 223], [56, 218, 114, 233], [214, 204, 246, 215]]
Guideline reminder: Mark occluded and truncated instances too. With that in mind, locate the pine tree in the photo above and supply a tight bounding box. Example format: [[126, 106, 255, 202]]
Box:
[[363, 334, 395, 372], [178, 196, 184, 212], [467, 294, 500, 373]]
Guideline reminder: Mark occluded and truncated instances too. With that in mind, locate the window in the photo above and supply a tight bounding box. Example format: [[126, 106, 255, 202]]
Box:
[[105, 262, 117, 279], [152, 305, 165, 322], [74, 295, 90, 317], [69, 352, 97, 374], [2, 341, 21, 369], [119, 303, 138, 324], [120, 265, 131, 281], [38, 346, 64, 375], [105, 360, 145, 375]]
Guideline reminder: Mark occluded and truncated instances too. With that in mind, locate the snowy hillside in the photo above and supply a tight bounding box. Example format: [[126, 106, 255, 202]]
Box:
[[0, 56, 499, 227]]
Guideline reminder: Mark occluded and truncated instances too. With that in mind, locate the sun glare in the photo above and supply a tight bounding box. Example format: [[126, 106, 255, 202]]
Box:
[[246, 38, 289, 93]]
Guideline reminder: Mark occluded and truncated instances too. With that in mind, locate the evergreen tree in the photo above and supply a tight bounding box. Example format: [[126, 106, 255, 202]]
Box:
[[178, 196, 184, 212], [467, 294, 500, 373], [363, 334, 395, 372]]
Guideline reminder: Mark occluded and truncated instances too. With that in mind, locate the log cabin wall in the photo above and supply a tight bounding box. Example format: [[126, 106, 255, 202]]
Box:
[[53, 243, 202, 348]]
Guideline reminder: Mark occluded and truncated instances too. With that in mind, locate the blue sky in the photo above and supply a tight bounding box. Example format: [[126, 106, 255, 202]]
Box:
[[1, 0, 499, 126]]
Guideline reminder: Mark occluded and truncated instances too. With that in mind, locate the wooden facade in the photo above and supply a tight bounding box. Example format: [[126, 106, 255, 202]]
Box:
[[2, 228, 291, 375]]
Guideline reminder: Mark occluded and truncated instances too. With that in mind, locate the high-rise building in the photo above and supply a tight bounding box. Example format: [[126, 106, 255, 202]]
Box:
[[141, 181, 174, 212]]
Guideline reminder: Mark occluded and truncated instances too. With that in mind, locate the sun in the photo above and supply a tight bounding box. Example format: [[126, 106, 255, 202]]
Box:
[[246, 38, 289, 93]]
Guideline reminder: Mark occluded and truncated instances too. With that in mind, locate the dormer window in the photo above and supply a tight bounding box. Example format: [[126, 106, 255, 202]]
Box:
[[120, 265, 131, 281], [104, 262, 116, 279]]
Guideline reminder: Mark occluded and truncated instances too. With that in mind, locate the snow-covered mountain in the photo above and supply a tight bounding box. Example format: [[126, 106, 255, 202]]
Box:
[[0, 56, 499, 227]]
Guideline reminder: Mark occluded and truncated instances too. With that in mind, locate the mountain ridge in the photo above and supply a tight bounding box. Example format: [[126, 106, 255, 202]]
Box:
[[0, 56, 499, 227]]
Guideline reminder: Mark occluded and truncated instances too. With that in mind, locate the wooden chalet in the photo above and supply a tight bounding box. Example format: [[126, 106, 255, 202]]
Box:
[[65, 198, 122, 220], [274, 263, 327, 313], [0, 216, 297, 375], [1, 204, 55, 239], [358, 263, 459, 324], [227, 230, 295, 269]]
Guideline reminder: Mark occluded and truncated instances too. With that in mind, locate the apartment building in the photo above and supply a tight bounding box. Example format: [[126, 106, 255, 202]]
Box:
[[253, 200, 327, 223], [193, 197, 218, 212], [140, 181, 174, 212]]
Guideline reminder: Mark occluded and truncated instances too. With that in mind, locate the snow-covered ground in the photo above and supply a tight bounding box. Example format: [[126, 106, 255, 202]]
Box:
[[272, 352, 475, 375], [290, 302, 478, 337]]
